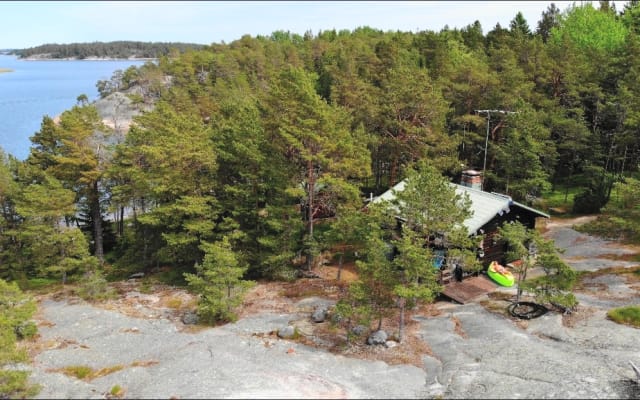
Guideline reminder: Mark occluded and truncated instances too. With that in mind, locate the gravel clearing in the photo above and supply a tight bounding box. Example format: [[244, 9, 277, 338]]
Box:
[[23, 217, 640, 399]]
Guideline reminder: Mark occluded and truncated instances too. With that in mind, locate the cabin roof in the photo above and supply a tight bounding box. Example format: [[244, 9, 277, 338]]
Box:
[[371, 180, 550, 235]]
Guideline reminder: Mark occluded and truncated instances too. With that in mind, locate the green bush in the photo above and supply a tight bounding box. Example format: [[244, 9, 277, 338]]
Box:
[[0, 279, 40, 398], [573, 188, 606, 214], [15, 321, 38, 340], [75, 270, 116, 301], [607, 305, 640, 328], [0, 370, 41, 399]]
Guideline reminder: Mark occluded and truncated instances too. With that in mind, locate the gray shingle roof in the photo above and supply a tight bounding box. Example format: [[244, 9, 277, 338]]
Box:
[[371, 179, 549, 235]]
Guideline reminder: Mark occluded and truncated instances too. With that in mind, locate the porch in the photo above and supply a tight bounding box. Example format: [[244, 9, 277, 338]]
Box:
[[439, 275, 499, 304]]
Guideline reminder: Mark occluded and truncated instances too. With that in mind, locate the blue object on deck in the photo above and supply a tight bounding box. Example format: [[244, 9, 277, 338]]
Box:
[[432, 249, 445, 269]]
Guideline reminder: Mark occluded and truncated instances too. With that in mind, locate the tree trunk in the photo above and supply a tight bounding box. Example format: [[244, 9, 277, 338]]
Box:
[[398, 297, 406, 343], [306, 159, 315, 271], [516, 261, 529, 302], [90, 181, 104, 262], [60, 244, 67, 284], [337, 253, 343, 281], [390, 158, 398, 187], [119, 206, 124, 237]]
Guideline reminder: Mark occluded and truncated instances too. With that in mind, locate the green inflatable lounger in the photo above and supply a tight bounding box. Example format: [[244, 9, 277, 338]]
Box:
[[487, 261, 515, 287]]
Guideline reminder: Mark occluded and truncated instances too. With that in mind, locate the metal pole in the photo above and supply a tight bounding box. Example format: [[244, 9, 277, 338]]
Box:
[[474, 109, 518, 191]]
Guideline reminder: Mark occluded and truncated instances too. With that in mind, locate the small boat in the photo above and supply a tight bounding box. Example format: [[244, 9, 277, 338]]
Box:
[[487, 261, 515, 287]]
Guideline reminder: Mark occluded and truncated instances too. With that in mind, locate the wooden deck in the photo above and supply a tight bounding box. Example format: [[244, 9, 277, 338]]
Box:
[[440, 275, 498, 304]]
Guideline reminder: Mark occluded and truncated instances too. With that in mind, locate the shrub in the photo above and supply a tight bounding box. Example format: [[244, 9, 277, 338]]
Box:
[[0, 370, 41, 399], [0, 279, 40, 398], [15, 321, 38, 340], [75, 270, 116, 301], [139, 278, 153, 294]]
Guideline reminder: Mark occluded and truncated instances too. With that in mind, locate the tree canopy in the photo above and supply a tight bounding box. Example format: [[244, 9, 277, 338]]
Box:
[[0, 1, 638, 299]]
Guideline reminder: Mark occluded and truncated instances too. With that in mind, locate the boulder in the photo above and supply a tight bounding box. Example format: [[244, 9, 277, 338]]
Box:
[[181, 311, 199, 325], [311, 306, 328, 323], [277, 326, 296, 339], [385, 340, 398, 348], [351, 325, 367, 336], [367, 329, 388, 345]]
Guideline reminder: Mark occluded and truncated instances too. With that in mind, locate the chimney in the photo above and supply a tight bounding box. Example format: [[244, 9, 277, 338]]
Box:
[[461, 169, 482, 190]]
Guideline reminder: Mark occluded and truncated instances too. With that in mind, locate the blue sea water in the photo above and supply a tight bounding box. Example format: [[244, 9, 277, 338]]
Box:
[[0, 55, 146, 160]]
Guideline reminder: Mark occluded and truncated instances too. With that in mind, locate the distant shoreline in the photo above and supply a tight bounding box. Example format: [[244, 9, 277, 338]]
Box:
[[0, 68, 13, 73], [20, 56, 155, 61]]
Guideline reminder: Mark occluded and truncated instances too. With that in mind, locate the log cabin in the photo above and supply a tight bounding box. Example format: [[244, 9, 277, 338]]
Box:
[[371, 170, 550, 269]]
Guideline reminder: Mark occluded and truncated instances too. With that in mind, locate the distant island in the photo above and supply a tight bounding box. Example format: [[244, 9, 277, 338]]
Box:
[[11, 40, 206, 60], [0, 68, 12, 73]]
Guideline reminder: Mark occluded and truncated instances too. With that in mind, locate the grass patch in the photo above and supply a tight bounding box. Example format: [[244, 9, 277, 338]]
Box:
[[21, 277, 60, 291], [487, 291, 515, 301], [94, 365, 125, 378], [539, 184, 582, 214], [130, 360, 159, 367], [59, 365, 93, 380], [109, 384, 125, 398], [577, 266, 640, 280], [479, 299, 511, 317], [607, 305, 640, 328], [57, 364, 125, 381], [575, 215, 628, 240], [165, 297, 182, 309], [573, 267, 640, 291]]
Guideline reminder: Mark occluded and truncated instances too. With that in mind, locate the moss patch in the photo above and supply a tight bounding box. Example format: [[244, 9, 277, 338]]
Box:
[[607, 305, 640, 328]]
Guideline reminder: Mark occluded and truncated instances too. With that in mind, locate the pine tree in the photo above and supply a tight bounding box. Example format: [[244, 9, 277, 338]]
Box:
[[27, 105, 111, 262], [184, 237, 255, 323], [391, 228, 440, 342], [497, 220, 577, 308], [263, 66, 370, 270], [386, 160, 475, 341]]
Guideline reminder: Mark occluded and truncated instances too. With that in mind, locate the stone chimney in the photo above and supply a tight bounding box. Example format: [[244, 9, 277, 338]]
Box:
[[460, 169, 482, 190]]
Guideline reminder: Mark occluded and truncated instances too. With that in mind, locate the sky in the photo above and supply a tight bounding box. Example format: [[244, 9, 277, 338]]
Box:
[[0, 1, 628, 49]]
